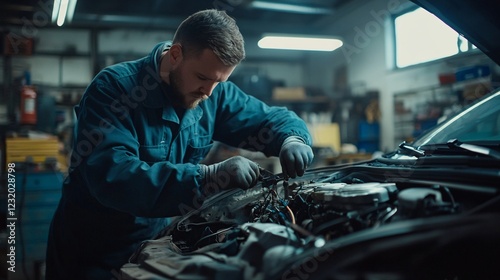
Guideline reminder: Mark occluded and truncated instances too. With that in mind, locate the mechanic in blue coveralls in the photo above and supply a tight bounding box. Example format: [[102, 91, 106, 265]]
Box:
[[46, 9, 313, 280]]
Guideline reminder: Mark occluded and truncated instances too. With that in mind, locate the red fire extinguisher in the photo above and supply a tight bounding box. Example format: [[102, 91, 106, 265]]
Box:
[[20, 85, 37, 125]]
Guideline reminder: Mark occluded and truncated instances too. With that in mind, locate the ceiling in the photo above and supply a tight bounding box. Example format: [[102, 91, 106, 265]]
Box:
[[1, 0, 357, 36], [3, 0, 499, 65]]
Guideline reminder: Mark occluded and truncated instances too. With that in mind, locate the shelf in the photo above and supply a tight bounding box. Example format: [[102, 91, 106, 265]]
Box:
[[268, 97, 334, 117], [393, 82, 473, 143], [393, 75, 497, 144], [32, 51, 90, 57], [270, 96, 331, 103]]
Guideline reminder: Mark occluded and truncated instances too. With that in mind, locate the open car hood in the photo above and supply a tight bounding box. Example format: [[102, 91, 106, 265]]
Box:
[[411, 0, 500, 65]]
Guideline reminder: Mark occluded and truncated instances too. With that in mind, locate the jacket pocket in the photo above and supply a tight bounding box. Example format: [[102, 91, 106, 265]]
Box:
[[139, 144, 167, 164], [184, 135, 214, 164]]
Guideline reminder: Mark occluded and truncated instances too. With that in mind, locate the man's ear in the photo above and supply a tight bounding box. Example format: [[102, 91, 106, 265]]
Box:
[[169, 44, 183, 67]]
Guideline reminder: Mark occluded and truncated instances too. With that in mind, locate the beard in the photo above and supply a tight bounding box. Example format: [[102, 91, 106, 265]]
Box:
[[168, 68, 207, 109]]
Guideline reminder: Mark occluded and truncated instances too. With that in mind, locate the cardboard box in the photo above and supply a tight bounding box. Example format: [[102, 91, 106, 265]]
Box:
[[272, 87, 306, 100], [307, 123, 341, 153], [462, 80, 491, 101]]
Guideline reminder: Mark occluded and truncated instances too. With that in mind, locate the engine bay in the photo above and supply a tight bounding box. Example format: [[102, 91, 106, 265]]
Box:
[[121, 164, 500, 280]]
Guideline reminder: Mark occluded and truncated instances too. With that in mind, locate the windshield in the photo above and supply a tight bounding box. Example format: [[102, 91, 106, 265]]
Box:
[[412, 90, 500, 147]]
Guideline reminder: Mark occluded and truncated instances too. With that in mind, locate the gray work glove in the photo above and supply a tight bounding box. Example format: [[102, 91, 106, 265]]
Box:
[[200, 156, 260, 193], [279, 136, 314, 179]]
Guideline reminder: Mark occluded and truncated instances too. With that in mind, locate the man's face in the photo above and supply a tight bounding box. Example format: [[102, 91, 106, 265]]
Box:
[[168, 48, 236, 109]]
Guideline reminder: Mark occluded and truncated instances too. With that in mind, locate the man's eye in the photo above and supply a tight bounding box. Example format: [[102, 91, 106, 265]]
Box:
[[198, 76, 207, 81]]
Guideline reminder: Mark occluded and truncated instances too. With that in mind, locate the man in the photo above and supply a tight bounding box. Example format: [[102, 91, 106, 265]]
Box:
[[46, 9, 313, 279]]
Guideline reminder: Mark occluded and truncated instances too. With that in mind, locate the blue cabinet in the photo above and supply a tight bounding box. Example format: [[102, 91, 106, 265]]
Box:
[[357, 121, 380, 153], [11, 171, 64, 280]]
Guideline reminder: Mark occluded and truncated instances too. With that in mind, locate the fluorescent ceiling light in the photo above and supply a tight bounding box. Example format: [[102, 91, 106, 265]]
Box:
[[67, 0, 78, 22], [249, 1, 333, 15], [52, 0, 60, 23], [258, 35, 343, 51], [52, 0, 77, 26], [56, 0, 69, 26]]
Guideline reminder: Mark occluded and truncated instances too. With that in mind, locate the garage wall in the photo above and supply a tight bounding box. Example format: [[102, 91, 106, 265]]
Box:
[[2, 28, 92, 86], [1, 28, 305, 88], [339, 0, 407, 151]]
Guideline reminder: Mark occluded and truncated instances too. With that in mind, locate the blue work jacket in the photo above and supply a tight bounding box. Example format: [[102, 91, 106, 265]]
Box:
[[46, 42, 312, 279]]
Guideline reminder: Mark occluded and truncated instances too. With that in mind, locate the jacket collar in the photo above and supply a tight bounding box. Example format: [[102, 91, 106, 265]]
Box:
[[142, 41, 170, 109], [183, 106, 203, 129], [141, 41, 203, 126], [160, 95, 203, 127]]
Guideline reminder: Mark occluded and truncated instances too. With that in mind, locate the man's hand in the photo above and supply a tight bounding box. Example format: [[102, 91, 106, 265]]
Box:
[[279, 136, 314, 178], [201, 156, 260, 193]]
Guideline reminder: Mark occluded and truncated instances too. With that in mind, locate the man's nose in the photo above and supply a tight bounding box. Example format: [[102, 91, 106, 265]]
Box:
[[200, 82, 217, 96]]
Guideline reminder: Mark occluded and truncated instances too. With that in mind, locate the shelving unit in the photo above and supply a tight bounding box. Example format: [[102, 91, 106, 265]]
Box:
[[393, 76, 494, 144]]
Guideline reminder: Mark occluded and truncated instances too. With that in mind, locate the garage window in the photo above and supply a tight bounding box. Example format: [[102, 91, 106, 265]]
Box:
[[394, 7, 476, 68]]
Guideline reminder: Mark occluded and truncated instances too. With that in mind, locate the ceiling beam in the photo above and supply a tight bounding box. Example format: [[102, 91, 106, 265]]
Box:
[[71, 13, 321, 36], [0, 4, 36, 12], [248, 1, 334, 15]]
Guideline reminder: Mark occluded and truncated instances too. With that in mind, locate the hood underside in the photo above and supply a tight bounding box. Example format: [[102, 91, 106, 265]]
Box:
[[411, 0, 500, 65]]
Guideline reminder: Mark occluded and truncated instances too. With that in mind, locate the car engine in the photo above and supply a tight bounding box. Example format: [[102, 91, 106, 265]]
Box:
[[121, 164, 500, 280]]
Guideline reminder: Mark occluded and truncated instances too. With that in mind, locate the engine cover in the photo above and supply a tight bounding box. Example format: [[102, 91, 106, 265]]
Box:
[[309, 182, 398, 211]]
